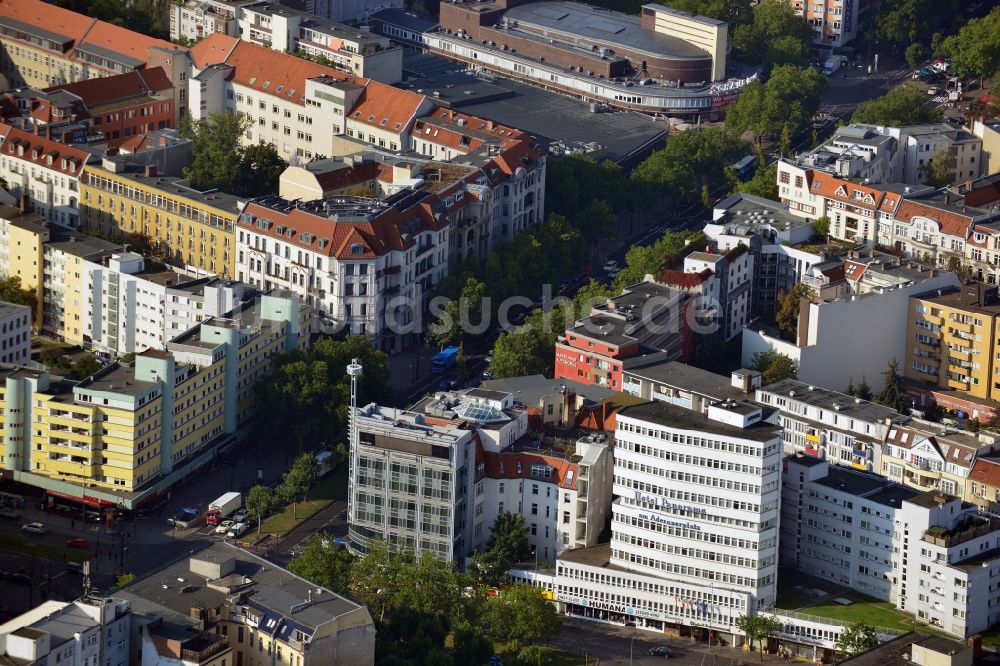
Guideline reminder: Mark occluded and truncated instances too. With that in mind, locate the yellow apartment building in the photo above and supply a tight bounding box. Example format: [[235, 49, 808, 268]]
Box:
[[80, 162, 242, 280], [0, 291, 308, 507], [905, 284, 1000, 403], [0, 203, 121, 337]]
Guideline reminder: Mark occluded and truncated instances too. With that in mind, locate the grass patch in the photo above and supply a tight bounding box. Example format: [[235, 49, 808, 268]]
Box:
[[257, 465, 347, 537], [494, 642, 587, 666], [796, 591, 915, 632], [0, 533, 89, 563], [981, 624, 1000, 648]]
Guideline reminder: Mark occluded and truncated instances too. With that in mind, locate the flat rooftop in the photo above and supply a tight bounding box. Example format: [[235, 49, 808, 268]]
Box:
[[481, 373, 617, 406], [624, 361, 743, 400], [75, 363, 156, 397], [815, 465, 896, 498], [759, 379, 902, 424], [712, 193, 811, 233], [96, 163, 245, 215], [617, 400, 781, 442], [838, 633, 969, 666], [911, 285, 1000, 314], [502, 1, 710, 60], [399, 54, 666, 164]]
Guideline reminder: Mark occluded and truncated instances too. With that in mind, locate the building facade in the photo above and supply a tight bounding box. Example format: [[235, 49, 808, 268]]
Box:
[[0, 301, 30, 365], [0, 291, 308, 508]]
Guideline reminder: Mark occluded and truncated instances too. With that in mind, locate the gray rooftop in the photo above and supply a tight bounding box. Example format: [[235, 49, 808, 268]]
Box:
[[481, 373, 616, 407], [94, 163, 245, 214], [0, 301, 30, 318], [837, 633, 968, 666], [759, 379, 902, 425], [624, 361, 743, 400], [712, 193, 811, 233], [370, 8, 438, 33], [46, 228, 122, 259], [503, 1, 710, 60], [399, 54, 666, 164], [618, 400, 781, 442], [122, 542, 368, 632], [75, 363, 156, 396], [815, 465, 898, 498]]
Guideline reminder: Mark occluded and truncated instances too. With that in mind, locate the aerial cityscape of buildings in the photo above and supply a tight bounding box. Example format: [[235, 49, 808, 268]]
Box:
[[0, 0, 998, 663]]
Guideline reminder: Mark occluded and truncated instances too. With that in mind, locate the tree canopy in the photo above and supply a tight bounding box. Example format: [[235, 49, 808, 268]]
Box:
[[287, 535, 354, 595], [925, 146, 957, 187], [483, 584, 562, 646], [725, 66, 828, 144], [736, 615, 782, 659], [733, 162, 779, 201], [752, 350, 799, 384], [180, 112, 288, 196], [876, 0, 960, 50], [732, 0, 814, 72], [850, 85, 943, 126], [943, 7, 1000, 82], [245, 484, 278, 535], [775, 283, 812, 342], [279, 452, 320, 519], [470, 513, 532, 585], [256, 336, 391, 451], [875, 357, 906, 411], [836, 622, 880, 656], [632, 128, 750, 202], [0, 276, 38, 320]]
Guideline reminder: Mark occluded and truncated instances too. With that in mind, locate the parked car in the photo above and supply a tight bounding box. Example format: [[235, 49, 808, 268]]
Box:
[[0, 507, 21, 520], [214, 519, 235, 535], [227, 522, 248, 539], [21, 522, 46, 534], [481, 370, 494, 381], [233, 508, 249, 523], [66, 537, 90, 549], [649, 646, 674, 657], [602, 259, 619, 274]]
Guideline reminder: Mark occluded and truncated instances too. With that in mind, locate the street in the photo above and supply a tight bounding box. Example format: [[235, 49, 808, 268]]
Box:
[[551, 617, 789, 666]]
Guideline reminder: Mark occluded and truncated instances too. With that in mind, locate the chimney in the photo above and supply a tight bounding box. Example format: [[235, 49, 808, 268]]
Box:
[[19, 193, 30, 213], [945, 192, 951, 204], [190, 606, 205, 621], [487, 120, 495, 131], [968, 635, 982, 660], [144, 164, 157, 178]]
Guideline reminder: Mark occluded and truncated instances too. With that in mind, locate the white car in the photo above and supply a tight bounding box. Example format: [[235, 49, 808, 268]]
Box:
[[227, 522, 248, 539], [214, 519, 234, 535], [233, 508, 249, 523], [21, 522, 46, 534], [603, 259, 619, 274]]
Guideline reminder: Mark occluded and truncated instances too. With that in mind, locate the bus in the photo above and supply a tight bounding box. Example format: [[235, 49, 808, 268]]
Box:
[[730, 154, 758, 182]]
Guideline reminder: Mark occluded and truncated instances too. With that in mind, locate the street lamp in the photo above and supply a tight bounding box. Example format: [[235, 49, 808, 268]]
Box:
[[630, 635, 636, 665]]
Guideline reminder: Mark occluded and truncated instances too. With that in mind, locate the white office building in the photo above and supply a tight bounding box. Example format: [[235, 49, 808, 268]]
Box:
[[0, 301, 30, 365], [553, 399, 782, 638], [782, 455, 920, 600]]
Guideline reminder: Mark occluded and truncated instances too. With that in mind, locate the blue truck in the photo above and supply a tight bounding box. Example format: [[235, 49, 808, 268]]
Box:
[[432, 346, 460, 374]]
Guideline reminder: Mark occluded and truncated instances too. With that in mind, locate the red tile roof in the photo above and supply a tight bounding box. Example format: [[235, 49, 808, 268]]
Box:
[[810, 171, 886, 210], [969, 457, 1000, 490], [191, 33, 357, 107], [349, 83, 426, 133], [844, 260, 867, 281], [0, 123, 90, 178], [0, 0, 176, 71], [894, 199, 975, 239], [482, 450, 580, 490], [46, 67, 173, 107]]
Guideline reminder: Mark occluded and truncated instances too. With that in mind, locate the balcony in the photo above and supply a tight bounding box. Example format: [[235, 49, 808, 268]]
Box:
[[179, 635, 230, 663]]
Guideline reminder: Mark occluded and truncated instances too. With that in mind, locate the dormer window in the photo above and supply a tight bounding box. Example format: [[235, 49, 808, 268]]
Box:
[[367, 114, 376, 122], [351, 243, 364, 255]]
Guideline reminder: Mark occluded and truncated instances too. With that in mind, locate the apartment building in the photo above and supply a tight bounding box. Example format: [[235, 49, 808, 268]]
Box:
[[554, 281, 688, 389], [348, 401, 479, 561], [0, 123, 92, 229], [84, 251, 246, 356], [967, 456, 1000, 512], [743, 249, 961, 391], [785, 0, 871, 48], [121, 543, 375, 666], [237, 3, 402, 82], [893, 492, 1000, 636], [782, 455, 920, 600], [0, 302, 30, 365], [0, 596, 132, 666], [44, 67, 176, 146], [170, 0, 254, 43], [755, 378, 902, 473], [879, 421, 994, 498], [622, 362, 750, 412], [0, 291, 307, 508], [972, 118, 1000, 176], [0, 0, 188, 109], [551, 399, 781, 638], [80, 159, 242, 279], [884, 123, 984, 185]]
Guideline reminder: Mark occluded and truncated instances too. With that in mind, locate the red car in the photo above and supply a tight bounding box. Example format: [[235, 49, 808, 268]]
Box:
[[66, 538, 90, 549]]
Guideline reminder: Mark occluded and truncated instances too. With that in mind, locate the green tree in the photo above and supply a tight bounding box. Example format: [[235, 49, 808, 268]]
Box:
[[925, 146, 957, 187], [775, 283, 811, 341], [453, 622, 494, 666], [736, 614, 782, 659], [732, 0, 814, 71], [735, 163, 779, 200], [575, 199, 619, 242], [71, 354, 102, 379], [752, 350, 799, 384], [256, 336, 390, 451], [483, 584, 561, 645], [470, 512, 532, 585], [779, 125, 792, 158], [632, 127, 749, 202], [942, 7, 1000, 83], [112, 572, 137, 589], [237, 143, 288, 196], [428, 277, 487, 349], [876, 0, 958, 49], [813, 215, 830, 238], [905, 42, 929, 69], [490, 328, 555, 379], [288, 534, 354, 594], [856, 375, 873, 401], [245, 484, 277, 536], [350, 540, 410, 623], [875, 357, 906, 411], [836, 622, 880, 656], [851, 85, 942, 126], [279, 452, 320, 519], [0, 276, 37, 312], [726, 66, 827, 143], [182, 112, 249, 193]]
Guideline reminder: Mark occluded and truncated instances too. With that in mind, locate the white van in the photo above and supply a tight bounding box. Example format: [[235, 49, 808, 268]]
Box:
[[227, 522, 248, 539], [315, 450, 335, 477]]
